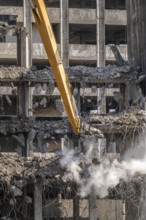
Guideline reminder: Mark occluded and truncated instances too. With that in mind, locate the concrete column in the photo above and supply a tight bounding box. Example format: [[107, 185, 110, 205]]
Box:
[[90, 2, 105, 220], [73, 84, 80, 220], [73, 196, 80, 220], [17, 83, 32, 117], [17, 0, 33, 116], [23, 0, 33, 116], [17, 29, 27, 67], [126, 0, 146, 71], [89, 187, 97, 220], [17, 1, 33, 157], [23, 0, 32, 67], [96, 0, 106, 114], [97, 86, 106, 114], [34, 183, 43, 220], [72, 83, 81, 113], [17, 82, 33, 157], [96, 0, 105, 67], [60, 0, 69, 67]]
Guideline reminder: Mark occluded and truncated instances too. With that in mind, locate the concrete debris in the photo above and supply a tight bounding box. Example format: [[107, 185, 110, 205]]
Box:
[[67, 65, 138, 80], [33, 101, 39, 109], [89, 108, 146, 127], [11, 186, 23, 197], [0, 66, 26, 79], [33, 83, 42, 96], [40, 96, 47, 107], [11, 87, 17, 95], [0, 119, 70, 153], [0, 154, 63, 188], [24, 196, 32, 204], [42, 82, 47, 91], [27, 129, 37, 151], [81, 122, 104, 137], [0, 22, 16, 30], [91, 85, 97, 93], [0, 109, 144, 140], [113, 91, 123, 103], [109, 44, 126, 66], [5, 95, 12, 106], [0, 119, 70, 136], [0, 65, 143, 82], [55, 99, 66, 115], [73, 87, 79, 96]]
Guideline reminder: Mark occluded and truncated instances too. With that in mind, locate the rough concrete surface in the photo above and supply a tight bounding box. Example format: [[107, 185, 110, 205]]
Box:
[[0, 65, 26, 79], [0, 154, 62, 187], [89, 108, 146, 126], [0, 64, 142, 81]]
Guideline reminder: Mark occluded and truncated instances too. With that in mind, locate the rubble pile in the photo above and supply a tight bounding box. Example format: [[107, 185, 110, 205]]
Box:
[[0, 119, 70, 136], [67, 65, 140, 80], [0, 65, 142, 81], [0, 154, 62, 186], [0, 66, 26, 79], [0, 109, 145, 138], [25, 65, 141, 81], [89, 109, 146, 128]]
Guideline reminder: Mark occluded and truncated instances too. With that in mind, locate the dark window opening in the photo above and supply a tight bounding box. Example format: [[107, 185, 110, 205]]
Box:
[[105, 25, 127, 45], [45, 0, 60, 8], [105, 0, 126, 10], [69, 0, 96, 9], [81, 96, 97, 115], [69, 24, 96, 44], [106, 96, 119, 114], [0, 95, 17, 115]]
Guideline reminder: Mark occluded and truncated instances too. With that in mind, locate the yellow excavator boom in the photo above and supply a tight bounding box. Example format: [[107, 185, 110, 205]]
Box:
[[30, 0, 80, 134]]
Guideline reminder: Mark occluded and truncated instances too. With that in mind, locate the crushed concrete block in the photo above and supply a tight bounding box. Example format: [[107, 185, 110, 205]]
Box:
[[11, 185, 23, 196]]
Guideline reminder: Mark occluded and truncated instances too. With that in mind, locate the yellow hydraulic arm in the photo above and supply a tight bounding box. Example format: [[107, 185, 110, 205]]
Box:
[[30, 0, 80, 134]]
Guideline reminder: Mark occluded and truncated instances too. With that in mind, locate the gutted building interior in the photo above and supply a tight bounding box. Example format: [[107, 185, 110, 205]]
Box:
[[0, 0, 146, 219]]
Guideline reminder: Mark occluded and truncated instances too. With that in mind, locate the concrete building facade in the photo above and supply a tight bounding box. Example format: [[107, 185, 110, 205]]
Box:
[[0, 0, 127, 66], [0, 1, 146, 220]]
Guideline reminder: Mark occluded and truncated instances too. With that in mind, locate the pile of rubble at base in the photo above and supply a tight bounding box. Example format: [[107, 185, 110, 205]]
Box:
[[0, 154, 63, 186]]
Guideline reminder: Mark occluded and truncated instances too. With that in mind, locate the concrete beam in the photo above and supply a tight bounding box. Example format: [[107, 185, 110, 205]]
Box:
[[69, 8, 96, 24], [0, 7, 60, 24], [105, 9, 127, 26], [0, 42, 128, 62], [0, 7, 127, 25]]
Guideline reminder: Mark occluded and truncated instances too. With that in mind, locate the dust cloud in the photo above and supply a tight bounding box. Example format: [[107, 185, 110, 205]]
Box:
[[60, 133, 146, 198]]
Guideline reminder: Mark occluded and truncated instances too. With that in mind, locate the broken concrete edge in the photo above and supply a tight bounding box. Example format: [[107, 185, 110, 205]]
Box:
[[0, 151, 144, 202], [0, 21, 17, 30], [0, 154, 64, 192], [0, 112, 144, 139], [0, 64, 143, 82]]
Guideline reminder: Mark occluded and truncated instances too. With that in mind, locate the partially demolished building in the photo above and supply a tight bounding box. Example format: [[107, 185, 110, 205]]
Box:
[[0, 0, 146, 220]]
